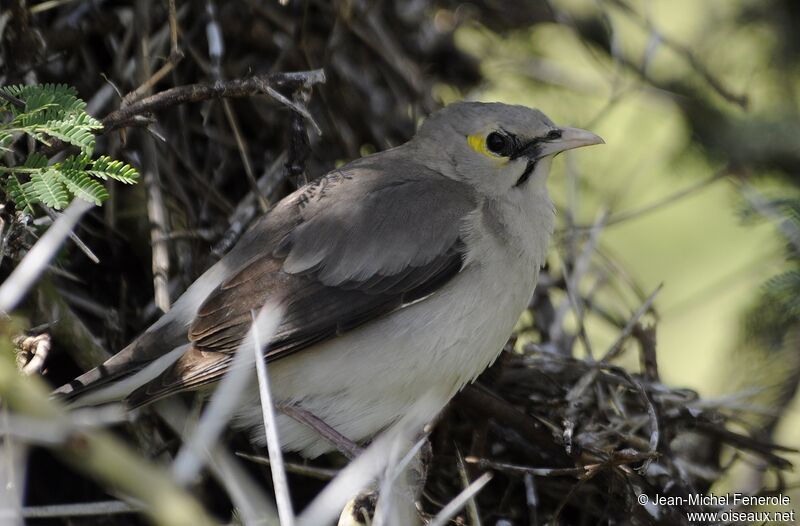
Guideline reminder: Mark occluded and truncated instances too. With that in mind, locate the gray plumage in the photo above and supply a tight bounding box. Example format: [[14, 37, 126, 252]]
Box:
[[54, 101, 602, 457]]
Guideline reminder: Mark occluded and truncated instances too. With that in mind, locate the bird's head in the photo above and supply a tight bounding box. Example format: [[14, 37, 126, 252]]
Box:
[[413, 101, 603, 198]]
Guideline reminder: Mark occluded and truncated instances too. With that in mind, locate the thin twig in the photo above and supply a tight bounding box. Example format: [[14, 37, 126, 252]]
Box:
[[22, 500, 141, 518], [235, 451, 338, 480], [565, 169, 728, 233], [251, 305, 295, 526], [264, 84, 322, 136], [43, 207, 99, 263], [0, 89, 25, 108], [122, 0, 184, 106], [607, 0, 748, 109], [221, 99, 269, 212], [101, 70, 326, 132], [455, 448, 482, 526], [0, 199, 93, 313], [427, 472, 492, 526], [560, 209, 609, 359], [142, 126, 171, 313], [601, 283, 663, 362], [157, 400, 280, 525]]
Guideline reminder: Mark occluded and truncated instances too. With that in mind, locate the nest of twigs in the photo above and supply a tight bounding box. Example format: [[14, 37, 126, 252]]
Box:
[[428, 274, 795, 524]]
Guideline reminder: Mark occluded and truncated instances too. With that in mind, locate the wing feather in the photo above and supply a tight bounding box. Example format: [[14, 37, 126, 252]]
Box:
[[127, 156, 476, 407]]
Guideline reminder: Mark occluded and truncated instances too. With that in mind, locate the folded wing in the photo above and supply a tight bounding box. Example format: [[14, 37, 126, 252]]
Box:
[[127, 156, 476, 406]]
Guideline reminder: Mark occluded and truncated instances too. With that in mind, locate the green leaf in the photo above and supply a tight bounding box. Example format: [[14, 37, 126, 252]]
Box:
[[2, 84, 84, 121], [6, 175, 37, 213], [1, 85, 138, 213], [58, 168, 109, 206], [0, 130, 13, 152], [23, 152, 48, 169], [26, 113, 101, 154], [89, 156, 139, 184], [31, 169, 69, 209], [60, 153, 92, 172]]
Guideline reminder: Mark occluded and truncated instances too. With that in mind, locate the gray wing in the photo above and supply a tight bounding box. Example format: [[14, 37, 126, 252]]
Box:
[[127, 156, 476, 406]]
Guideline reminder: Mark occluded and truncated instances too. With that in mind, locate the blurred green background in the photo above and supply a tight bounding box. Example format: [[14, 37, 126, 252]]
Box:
[[442, 0, 799, 506]]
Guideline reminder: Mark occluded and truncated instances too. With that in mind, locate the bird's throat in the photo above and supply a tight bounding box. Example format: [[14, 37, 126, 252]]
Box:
[[515, 159, 537, 187]]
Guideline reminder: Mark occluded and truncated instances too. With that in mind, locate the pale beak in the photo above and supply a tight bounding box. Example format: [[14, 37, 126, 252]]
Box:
[[537, 127, 604, 158]]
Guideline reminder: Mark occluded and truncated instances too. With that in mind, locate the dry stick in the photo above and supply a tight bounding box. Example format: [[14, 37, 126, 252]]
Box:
[[607, 0, 748, 109], [600, 365, 660, 457], [35, 278, 111, 370], [372, 435, 429, 525], [601, 283, 663, 363], [122, 0, 184, 106], [464, 457, 586, 478], [265, 85, 322, 136], [0, 90, 25, 108], [234, 451, 339, 481], [213, 152, 287, 258], [345, 12, 425, 96], [427, 473, 493, 526], [250, 306, 295, 526], [22, 501, 141, 519], [565, 168, 729, 233], [0, 212, 9, 269], [142, 123, 171, 313], [560, 210, 609, 359], [101, 70, 326, 132], [221, 99, 268, 212], [455, 448, 482, 526], [166, 0, 180, 58], [157, 400, 279, 526], [43, 207, 99, 263], [135, 3, 172, 313]]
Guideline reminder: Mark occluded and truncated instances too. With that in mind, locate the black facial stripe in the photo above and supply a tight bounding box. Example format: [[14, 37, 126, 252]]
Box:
[[515, 160, 536, 187], [511, 139, 542, 161]]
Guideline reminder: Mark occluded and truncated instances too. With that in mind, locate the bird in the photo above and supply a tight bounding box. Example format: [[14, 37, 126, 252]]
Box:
[[54, 101, 603, 458]]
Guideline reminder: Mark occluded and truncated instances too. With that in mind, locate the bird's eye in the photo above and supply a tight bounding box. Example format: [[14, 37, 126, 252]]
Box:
[[545, 129, 562, 140], [486, 132, 509, 155]]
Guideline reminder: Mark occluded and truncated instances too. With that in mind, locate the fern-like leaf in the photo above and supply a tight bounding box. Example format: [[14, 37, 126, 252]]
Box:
[[1, 84, 137, 212], [90, 156, 139, 184], [27, 113, 101, 155], [58, 168, 109, 206], [23, 152, 48, 169], [0, 130, 13, 152], [5, 175, 37, 213], [31, 169, 69, 209], [2, 84, 85, 122], [60, 153, 92, 172]]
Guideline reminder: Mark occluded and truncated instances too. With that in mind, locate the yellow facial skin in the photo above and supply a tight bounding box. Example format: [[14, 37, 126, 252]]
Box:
[[467, 133, 509, 165]]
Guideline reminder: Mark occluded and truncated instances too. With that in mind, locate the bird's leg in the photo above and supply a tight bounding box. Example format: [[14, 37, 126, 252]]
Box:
[[277, 402, 363, 459]]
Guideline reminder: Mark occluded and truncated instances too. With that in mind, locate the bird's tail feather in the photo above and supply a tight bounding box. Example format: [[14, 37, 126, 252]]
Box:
[[53, 344, 189, 408]]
